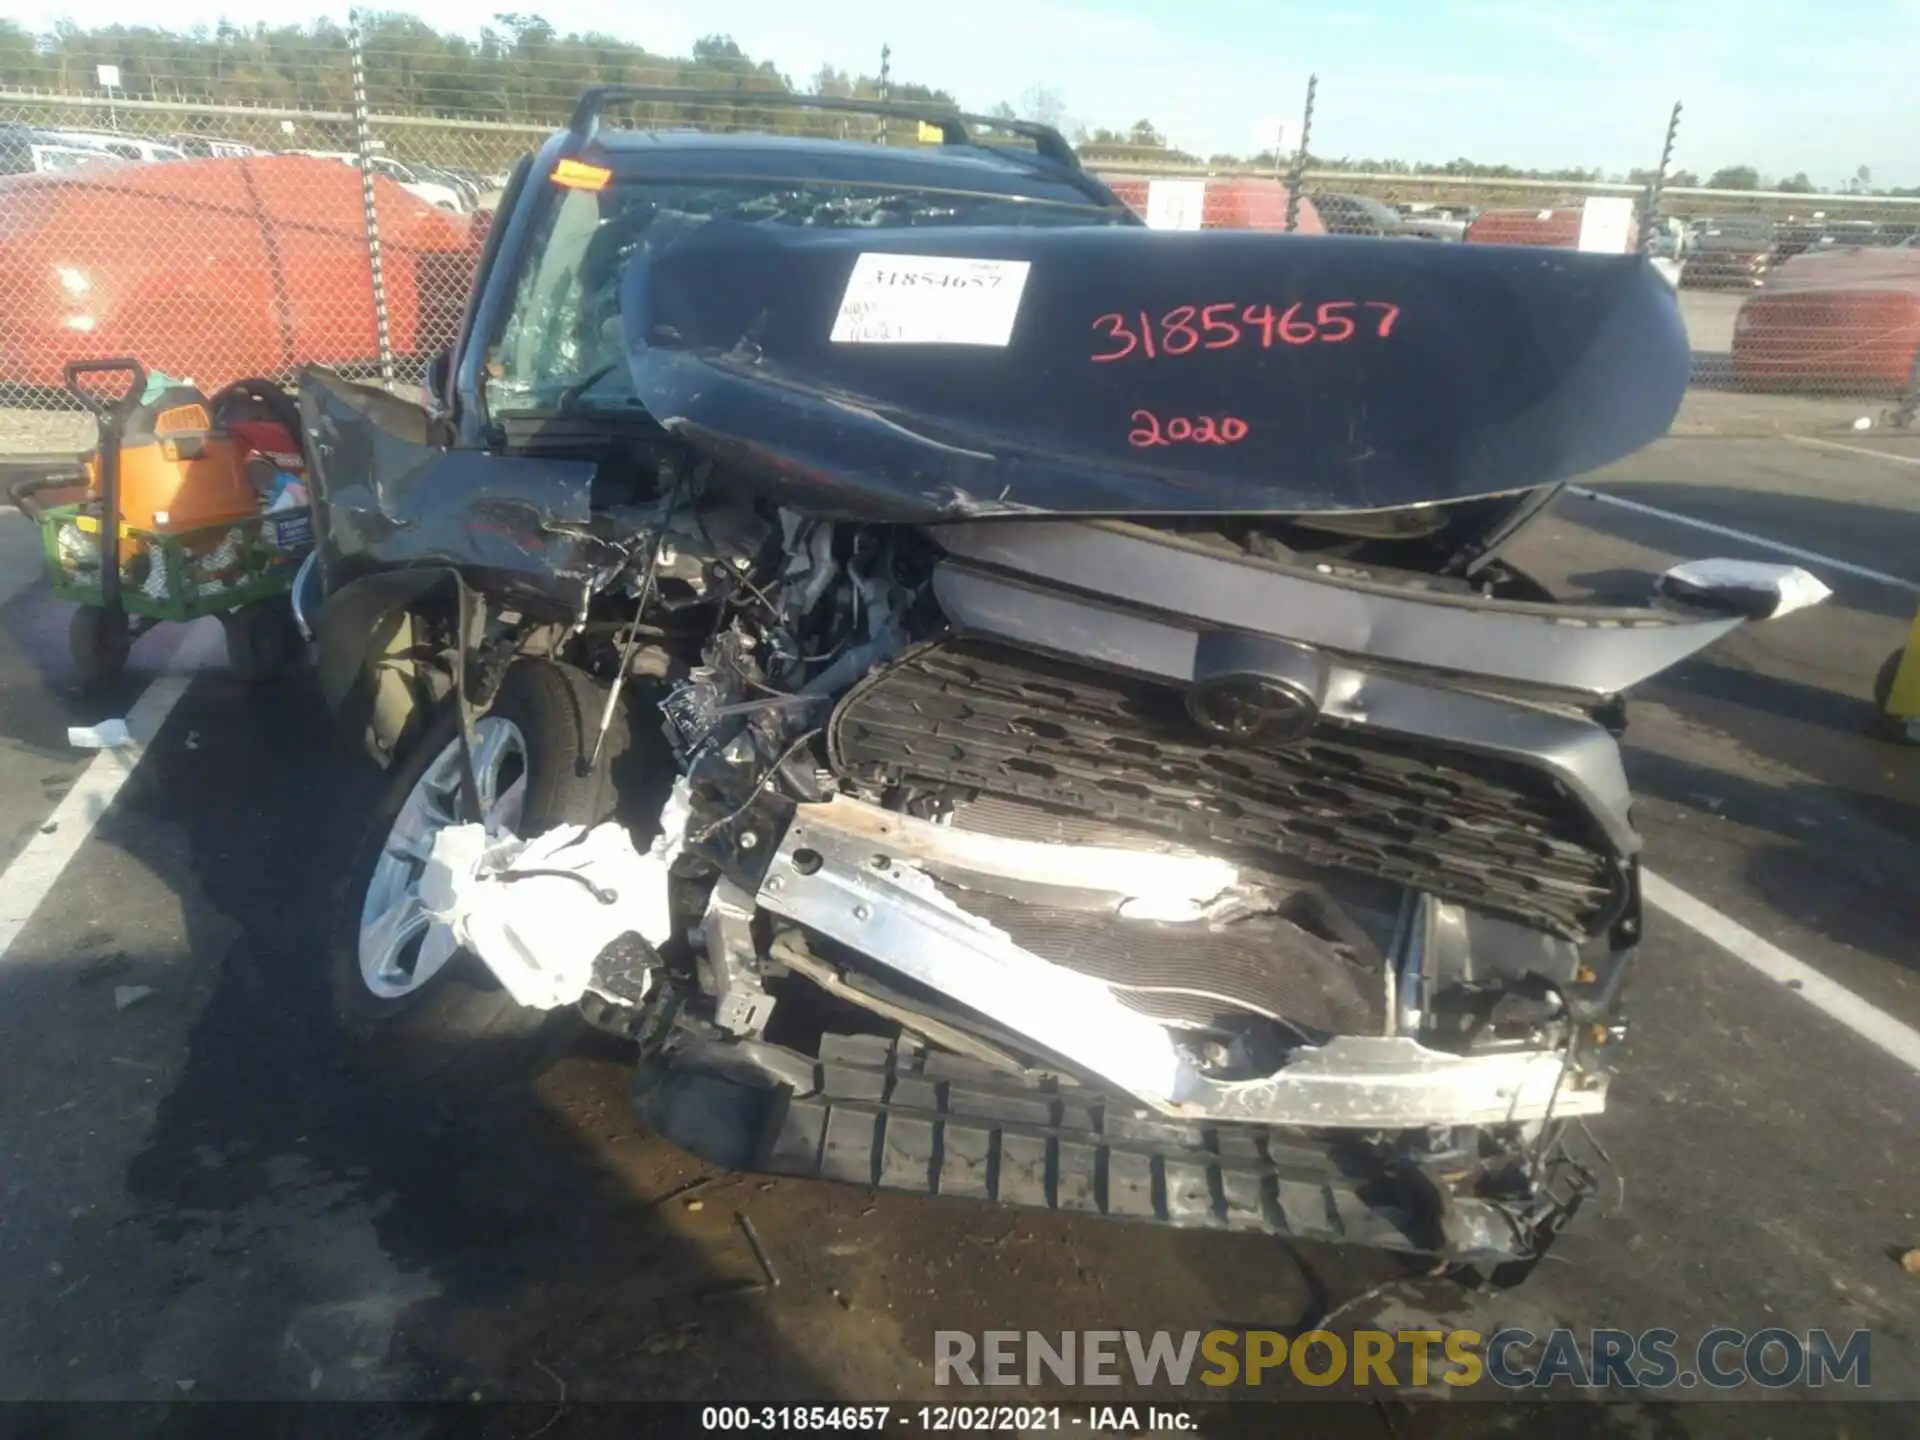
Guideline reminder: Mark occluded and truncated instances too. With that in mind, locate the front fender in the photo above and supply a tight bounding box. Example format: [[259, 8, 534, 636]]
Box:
[[316, 567, 466, 768]]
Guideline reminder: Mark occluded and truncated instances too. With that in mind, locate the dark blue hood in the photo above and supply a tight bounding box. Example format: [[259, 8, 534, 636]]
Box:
[[619, 223, 1688, 521]]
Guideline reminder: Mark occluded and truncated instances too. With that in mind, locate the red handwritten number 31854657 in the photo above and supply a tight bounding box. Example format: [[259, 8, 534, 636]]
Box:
[[1090, 301, 1400, 364]]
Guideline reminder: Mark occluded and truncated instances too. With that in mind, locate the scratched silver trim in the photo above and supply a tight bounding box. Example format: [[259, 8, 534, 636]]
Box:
[[931, 518, 1744, 695]]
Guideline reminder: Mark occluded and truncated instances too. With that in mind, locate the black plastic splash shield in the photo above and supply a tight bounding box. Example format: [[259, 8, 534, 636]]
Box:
[[619, 223, 1688, 521]]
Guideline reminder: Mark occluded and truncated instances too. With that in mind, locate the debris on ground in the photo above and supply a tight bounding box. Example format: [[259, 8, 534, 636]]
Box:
[[649, 1174, 719, 1209], [113, 985, 156, 1011], [699, 1280, 767, 1302], [1900, 1248, 1920, 1275], [68, 720, 131, 749], [737, 1211, 780, 1288]]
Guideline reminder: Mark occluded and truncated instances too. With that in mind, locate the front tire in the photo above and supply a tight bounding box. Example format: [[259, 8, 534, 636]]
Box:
[[328, 657, 633, 1084]]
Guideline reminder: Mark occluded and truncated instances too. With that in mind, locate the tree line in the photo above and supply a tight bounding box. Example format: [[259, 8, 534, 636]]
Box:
[[0, 17, 1907, 195], [0, 17, 952, 123]]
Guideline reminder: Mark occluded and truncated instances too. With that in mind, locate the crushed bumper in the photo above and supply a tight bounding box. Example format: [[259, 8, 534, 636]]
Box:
[[753, 797, 1607, 1131], [634, 1031, 1598, 1264]]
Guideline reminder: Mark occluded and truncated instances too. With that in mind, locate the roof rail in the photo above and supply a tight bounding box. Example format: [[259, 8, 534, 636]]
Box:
[[567, 85, 1082, 172]]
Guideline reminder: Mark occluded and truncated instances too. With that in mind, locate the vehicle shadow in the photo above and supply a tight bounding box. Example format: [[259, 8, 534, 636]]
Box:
[[11, 661, 1882, 1430], [1646, 657, 1879, 737], [0, 663, 1525, 1420], [0, 665, 842, 1410]]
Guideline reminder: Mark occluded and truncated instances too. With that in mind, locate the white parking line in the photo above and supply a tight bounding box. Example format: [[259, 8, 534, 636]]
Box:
[[0, 621, 222, 964], [1785, 434, 1920, 467], [1565, 486, 1920, 593], [1643, 869, 1920, 1075]]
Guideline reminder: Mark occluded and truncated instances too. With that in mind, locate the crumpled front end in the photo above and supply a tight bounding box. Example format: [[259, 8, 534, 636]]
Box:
[[734, 791, 1605, 1264], [605, 519, 1808, 1267], [401, 503, 1826, 1266]]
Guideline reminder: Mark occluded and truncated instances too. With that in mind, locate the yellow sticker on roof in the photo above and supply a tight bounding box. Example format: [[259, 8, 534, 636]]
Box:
[[552, 159, 611, 192]]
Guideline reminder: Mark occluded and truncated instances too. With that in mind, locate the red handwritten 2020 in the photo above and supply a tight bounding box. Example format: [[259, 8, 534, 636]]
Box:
[[1129, 411, 1248, 448], [1090, 301, 1400, 364]]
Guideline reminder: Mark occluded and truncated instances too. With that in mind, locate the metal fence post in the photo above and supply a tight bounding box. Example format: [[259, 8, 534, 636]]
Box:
[[347, 9, 395, 388], [1638, 100, 1682, 257], [1284, 74, 1316, 234]]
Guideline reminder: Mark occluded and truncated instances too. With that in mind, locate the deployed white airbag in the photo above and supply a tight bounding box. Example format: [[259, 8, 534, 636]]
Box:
[[417, 820, 674, 1010]]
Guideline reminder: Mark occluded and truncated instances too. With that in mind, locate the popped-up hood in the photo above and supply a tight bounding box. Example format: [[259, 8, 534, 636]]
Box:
[[619, 223, 1689, 521]]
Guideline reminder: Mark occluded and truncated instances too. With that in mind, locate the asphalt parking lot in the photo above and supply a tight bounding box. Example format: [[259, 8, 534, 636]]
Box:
[[0, 430, 1916, 1429]]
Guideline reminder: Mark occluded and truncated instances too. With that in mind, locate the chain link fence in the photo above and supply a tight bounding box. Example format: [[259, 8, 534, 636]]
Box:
[[5, 40, 1919, 455], [0, 87, 534, 454]]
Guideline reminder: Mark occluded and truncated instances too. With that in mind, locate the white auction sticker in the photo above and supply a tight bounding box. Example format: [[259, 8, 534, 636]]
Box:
[[829, 253, 1032, 346], [1144, 178, 1207, 231]]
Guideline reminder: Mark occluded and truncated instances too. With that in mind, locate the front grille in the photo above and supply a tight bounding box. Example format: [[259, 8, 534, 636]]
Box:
[[828, 639, 1626, 938]]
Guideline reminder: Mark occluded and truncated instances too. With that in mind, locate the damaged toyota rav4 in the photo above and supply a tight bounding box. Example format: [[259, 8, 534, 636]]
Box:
[[297, 87, 1827, 1274]]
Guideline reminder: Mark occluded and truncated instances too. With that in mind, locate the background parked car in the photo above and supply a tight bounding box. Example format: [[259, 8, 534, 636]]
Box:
[[1732, 237, 1920, 393], [1464, 205, 1642, 250], [0, 122, 125, 176], [406, 160, 481, 210], [1393, 202, 1469, 241], [0, 154, 478, 391], [1681, 216, 1774, 288], [288, 150, 469, 211], [36, 129, 187, 164], [1773, 219, 1891, 265], [167, 133, 261, 159], [1305, 191, 1408, 236]]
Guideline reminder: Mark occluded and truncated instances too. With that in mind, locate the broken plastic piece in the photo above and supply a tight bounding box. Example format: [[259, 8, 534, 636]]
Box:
[[417, 821, 674, 1010], [68, 720, 131, 749], [1658, 559, 1832, 620]]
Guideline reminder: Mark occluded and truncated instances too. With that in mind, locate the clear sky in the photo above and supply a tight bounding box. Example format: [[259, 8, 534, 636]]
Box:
[[17, 0, 1920, 185]]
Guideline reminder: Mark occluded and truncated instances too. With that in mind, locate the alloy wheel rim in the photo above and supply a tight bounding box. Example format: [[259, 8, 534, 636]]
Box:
[[356, 718, 528, 1000]]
